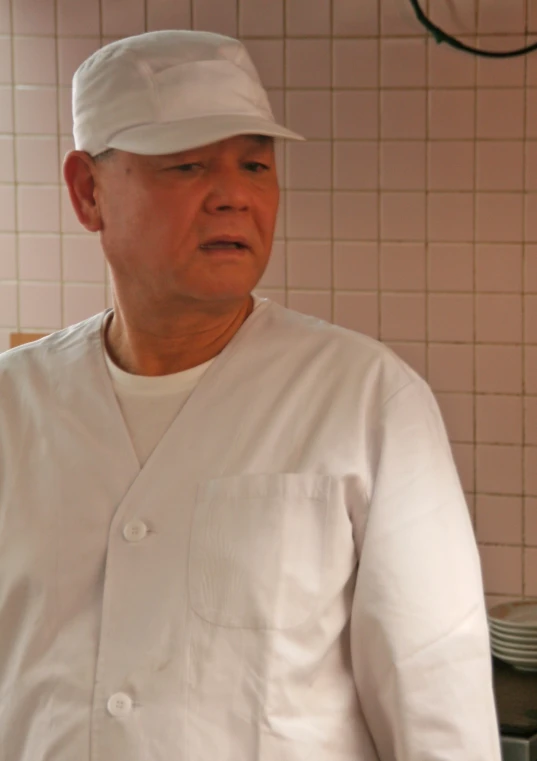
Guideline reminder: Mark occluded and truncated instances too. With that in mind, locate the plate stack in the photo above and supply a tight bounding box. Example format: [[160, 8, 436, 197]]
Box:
[[488, 601, 537, 672]]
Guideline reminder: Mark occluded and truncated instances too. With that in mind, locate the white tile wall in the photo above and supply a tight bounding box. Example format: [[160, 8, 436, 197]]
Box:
[[18, 234, 61, 280], [192, 0, 237, 37], [57, 37, 101, 85], [0, 184, 15, 230], [0, 134, 13, 181], [286, 39, 331, 87], [333, 0, 378, 36], [243, 39, 284, 88], [0, 36, 12, 82], [0, 233, 15, 278], [56, 0, 100, 36], [14, 87, 58, 133], [0, 0, 10, 34], [0, 0, 536, 600], [238, 0, 283, 37], [286, 0, 331, 36], [333, 39, 379, 88], [62, 234, 105, 282], [15, 136, 59, 183], [334, 191, 378, 239], [12, 0, 55, 36], [0, 86, 12, 131], [17, 185, 60, 232], [101, 0, 145, 37], [334, 141, 379, 190], [147, 0, 191, 31], [13, 37, 57, 84]]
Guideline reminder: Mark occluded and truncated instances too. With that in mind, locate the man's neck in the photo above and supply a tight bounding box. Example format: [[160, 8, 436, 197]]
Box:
[[104, 295, 254, 376]]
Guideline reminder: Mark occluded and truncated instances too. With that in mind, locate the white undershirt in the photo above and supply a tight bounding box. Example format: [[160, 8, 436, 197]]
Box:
[[102, 294, 265, 467]]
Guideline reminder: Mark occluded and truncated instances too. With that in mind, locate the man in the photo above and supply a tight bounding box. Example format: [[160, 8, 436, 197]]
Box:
[[0, 30, 500, 761]]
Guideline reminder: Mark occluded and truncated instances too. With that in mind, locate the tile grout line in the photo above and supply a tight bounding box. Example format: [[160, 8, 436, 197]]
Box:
[[424, 0, 429, 413], [283, 0, 289, 309], [329, 0, 334, 326], [53, 0, 64, 329], [98, 0, 110, 311], [7, 0, 19, 332], [376, 0, 381, 341], [521, 0, 530, 597], [6, 132, 537, 141], [4, 31, 534, 40], [472, 0, 479, 534]]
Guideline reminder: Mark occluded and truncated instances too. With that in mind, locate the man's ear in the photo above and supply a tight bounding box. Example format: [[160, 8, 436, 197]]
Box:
[[62, 150, 103, 233]]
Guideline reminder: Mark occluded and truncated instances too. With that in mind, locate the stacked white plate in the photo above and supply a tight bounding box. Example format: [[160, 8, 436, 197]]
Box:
[[488, 601, 537, 672]]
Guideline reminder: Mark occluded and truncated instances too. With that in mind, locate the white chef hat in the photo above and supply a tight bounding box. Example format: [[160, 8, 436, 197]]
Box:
[[72, 29, 305, 157]]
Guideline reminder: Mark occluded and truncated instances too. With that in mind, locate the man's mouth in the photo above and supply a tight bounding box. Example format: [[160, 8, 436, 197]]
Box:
[[200, 241, 247, 250], [200, 235, 250, 251]]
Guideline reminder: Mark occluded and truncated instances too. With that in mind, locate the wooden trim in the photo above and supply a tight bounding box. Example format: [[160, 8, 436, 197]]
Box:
[[9, 332, 50, 348]]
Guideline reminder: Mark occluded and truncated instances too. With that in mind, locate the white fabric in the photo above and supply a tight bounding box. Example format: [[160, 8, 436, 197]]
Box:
[[0, 297, 501, 761], [102, 293, 265, 467], [72, 30, 304, 156]]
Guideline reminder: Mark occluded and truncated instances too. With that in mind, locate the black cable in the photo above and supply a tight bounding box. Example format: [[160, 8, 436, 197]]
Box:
[[409, 0, 537, 58]]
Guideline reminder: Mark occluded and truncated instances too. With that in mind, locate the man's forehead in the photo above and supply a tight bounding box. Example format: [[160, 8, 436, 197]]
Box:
[[163, 134, 273, 158]]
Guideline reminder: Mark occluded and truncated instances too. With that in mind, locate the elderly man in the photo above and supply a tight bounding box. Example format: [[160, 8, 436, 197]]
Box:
[[0, 30, 500, 761]]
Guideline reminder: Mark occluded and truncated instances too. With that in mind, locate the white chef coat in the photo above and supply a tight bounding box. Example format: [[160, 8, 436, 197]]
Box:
[[0, 294, 501, 761]]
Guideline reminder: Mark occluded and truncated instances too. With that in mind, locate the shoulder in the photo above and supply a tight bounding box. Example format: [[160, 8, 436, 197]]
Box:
[[266, 300, 424, 404], [0, 311, 107, 391]]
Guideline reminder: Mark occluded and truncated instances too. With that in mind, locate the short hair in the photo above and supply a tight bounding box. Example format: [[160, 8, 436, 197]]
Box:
[[92, 148, 116, 162]]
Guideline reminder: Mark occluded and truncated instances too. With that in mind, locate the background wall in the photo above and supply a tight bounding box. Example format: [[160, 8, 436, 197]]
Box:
[[0, 0, 535, 605]]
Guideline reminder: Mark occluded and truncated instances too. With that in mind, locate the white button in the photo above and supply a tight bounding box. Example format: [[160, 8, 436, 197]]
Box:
[[123, 519, 148, 542], [107, 692, 133, 717]]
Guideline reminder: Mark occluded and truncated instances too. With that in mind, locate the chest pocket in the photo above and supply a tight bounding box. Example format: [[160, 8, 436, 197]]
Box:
[[188, 473, 330, 631]]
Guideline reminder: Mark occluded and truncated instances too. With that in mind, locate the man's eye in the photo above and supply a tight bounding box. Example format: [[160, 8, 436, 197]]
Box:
[[245, 162, 270, 172], [172, 163, 201, 172]]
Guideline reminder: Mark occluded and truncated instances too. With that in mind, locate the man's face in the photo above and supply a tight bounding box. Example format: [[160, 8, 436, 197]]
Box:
[[92, 134, 280, 310]]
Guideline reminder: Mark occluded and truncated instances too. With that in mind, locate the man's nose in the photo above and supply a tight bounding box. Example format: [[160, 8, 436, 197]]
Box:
[[204, 168, 251, 212]]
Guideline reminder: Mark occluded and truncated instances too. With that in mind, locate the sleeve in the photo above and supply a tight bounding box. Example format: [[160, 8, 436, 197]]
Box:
[[350, 377, 502, 761]]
